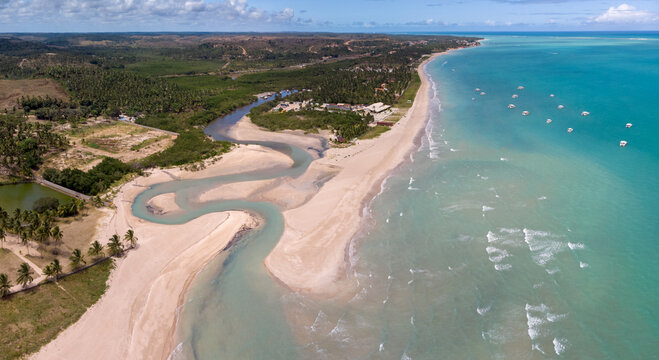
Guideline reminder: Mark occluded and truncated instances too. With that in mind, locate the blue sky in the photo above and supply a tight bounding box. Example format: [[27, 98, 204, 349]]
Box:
[[1, 0, 658, 32]]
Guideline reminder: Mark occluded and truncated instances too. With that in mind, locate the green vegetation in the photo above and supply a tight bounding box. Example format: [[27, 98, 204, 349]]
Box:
[[42, 157, 136, 196], [125, 59, 224, 77], [0, 114, 67, 177], [140, 129, 232, 168], [0, 259, 113, 360], [250, 107, 373, 140], [395, 72, 421, 110], [360, 125, 391, 140], [32, 197, 60, 213]]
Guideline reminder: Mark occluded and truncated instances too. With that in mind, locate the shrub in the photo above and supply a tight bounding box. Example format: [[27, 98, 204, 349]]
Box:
[[32, 197, 60, 213]]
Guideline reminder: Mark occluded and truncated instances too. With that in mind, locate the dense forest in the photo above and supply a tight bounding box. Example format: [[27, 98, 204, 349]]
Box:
[[0, 33, 479, 188], [42, 157, 137, 196]]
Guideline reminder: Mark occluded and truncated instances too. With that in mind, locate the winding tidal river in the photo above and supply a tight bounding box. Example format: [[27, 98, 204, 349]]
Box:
[[130, 34, 658, 359]]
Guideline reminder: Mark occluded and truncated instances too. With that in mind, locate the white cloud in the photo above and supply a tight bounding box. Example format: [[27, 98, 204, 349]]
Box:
[[594, 3, 658, 24], [0, 0, 295, 28]]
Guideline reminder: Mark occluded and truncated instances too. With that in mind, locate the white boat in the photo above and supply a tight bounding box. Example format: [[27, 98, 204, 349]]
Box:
[[567, 128, 574, 133], [472, 98, 476, 100], [475, 88, 481, 92], [522, 111, 530, 116], [508, 104, 516, 109], [619, 140, 628, 147], [550, 94, 555, 98], [546, 119, 552, 124], [626, 123, 633, 128], [480, 92, 486, 96], [517, 86, 525, 90], [581, 111, 590, 116], [557, 105, 565, 109], [512, 94, 519, 99]]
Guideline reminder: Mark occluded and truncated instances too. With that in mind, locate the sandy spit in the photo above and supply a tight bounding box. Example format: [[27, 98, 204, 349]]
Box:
[[31, 145, 289, 360], [264, 53, 438, 297]]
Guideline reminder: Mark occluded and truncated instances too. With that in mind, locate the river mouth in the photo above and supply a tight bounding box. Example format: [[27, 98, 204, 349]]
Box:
[[131, 94, 329, 358]]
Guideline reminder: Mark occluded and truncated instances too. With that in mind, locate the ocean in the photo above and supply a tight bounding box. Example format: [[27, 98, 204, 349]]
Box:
[[171, 33, 659, 359]]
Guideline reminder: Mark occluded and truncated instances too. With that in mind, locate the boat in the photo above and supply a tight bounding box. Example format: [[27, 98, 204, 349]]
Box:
[[558, 105, 565, 109], [550, 94, 555, 98], [512, 94, 519, 99], [567, 128, 574, 133], [620, 140, 628, 147], [480, 92, 486, 96], [475, 88, 481, 92], [581, 111, 590, 116], [522, 111, 530, 116], [546, 119, 552, 124], [508, 104, 516, 109], [626, 123, 633, 128], [517, 86, 525, 90]]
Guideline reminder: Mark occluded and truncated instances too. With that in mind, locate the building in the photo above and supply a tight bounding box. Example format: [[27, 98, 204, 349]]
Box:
[[366, 102, 391, 113]]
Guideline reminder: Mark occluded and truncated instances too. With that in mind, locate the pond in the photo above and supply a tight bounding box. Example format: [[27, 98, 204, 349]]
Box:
[[0, 183, 73, 212]]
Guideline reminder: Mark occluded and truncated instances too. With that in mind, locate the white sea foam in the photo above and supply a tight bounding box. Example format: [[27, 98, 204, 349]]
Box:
[[494, 263, 512, 271], [553, 338, 569, 355], [401, 351, 412, 360], [547, 312, 567, 322], [500, 228, 521, 234], [538, 196, 547, 200], [477, 304, 491, 315], [523, 228, 567, 267], [580, 261, 589, 268], [487, 231, 498, 243], [568, 242, 585, 250]]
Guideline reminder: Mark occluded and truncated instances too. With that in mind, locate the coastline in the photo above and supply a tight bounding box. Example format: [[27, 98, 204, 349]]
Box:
[[31, 50, 447, 359], [264, 52, 439, 296]]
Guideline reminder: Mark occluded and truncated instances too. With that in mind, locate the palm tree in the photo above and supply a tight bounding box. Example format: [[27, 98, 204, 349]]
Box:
[[0, 273, 11, 298], [123, 229, 138, 249], [19, 230, 30, 255], [108, 234, 123, 257], [88, 240, 104, 258], [50, 259, 63, 280], [0, 227, 5, 249], [43, 264, 56, 280], [51, 226, 63, 246], [35, 225, 50, 245], [16, 262, 34, 287], [69, 249, 86, 269]]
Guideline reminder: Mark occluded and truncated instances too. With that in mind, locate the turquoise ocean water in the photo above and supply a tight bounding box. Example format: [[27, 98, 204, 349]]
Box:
[[152, 34, 659, 359]]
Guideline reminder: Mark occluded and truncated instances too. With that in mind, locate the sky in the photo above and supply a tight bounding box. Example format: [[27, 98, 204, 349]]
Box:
[[1, 0, 658, 33]]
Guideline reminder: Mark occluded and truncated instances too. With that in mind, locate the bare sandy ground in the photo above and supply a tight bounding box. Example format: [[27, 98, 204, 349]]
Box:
[[32, 145, 288, 360], [33, 52, 440, 358], [264, 55, 436, 296]]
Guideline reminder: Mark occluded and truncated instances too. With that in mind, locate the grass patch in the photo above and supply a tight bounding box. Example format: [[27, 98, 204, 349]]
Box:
[[0, 258, 114, 360], [130, 135, 169, 151], [360, 125, 391, 140], [394, 72, 421, 110], [0, 78, 68, 110]]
